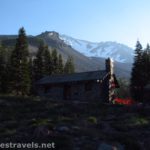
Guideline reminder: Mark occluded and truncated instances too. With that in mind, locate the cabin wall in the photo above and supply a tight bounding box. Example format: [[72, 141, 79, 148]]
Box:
[[70, 81, 103, 101], [37, 85, 64, 100], [37, 81, 103, 101]]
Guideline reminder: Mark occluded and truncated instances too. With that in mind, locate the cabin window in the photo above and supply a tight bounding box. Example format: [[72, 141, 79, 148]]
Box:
[[44, 85, 51, 93], [63, 85, 71, 100], [85, 82, 92, 91]]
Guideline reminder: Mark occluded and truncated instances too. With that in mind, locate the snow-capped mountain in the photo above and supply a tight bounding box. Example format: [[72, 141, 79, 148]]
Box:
[[0, 31, 132, 77], [59, 34, 134, 63]]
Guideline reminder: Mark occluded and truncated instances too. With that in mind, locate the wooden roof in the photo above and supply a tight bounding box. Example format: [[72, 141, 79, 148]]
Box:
[[36, 70, 108, 85]]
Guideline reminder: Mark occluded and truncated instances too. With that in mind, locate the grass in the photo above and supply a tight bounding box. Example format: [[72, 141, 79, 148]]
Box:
[[128, 116, 149, 126]]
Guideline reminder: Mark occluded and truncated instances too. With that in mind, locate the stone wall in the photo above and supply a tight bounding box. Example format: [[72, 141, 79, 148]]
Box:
[[37, 81, 103, 101]]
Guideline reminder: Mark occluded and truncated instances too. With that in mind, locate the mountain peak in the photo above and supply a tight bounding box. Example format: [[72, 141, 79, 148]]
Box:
[[38, 31, 59, 38]]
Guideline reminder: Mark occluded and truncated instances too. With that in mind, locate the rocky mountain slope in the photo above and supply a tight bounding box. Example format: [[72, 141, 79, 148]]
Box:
[[0, 31, 133, 78]]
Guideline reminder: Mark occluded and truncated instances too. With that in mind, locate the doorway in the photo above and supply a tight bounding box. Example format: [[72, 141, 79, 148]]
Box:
[[63, 85, 71, 100]]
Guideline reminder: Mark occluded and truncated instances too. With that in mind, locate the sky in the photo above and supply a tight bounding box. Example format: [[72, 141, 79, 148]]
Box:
[[0, 0, 150, 48]]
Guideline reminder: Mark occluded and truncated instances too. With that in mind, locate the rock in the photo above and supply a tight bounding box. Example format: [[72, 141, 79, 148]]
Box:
[[98, 142, 124, 150], [54, 125, 70, 132], [99, 122, 115, 133], [72, 126, 80, 130], [33, 125, 52, 138], [104, 115, 116, 121]]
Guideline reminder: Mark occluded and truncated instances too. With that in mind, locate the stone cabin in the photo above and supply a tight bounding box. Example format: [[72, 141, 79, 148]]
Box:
[[36, 58, 119, 102]]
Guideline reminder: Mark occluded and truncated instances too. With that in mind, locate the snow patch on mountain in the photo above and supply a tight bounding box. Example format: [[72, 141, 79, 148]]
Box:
[[48, 32, 54, 36], [59, 34, 134, 63]]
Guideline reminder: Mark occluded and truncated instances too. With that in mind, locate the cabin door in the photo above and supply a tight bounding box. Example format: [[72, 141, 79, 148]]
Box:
[[63, 85, 71, 100]]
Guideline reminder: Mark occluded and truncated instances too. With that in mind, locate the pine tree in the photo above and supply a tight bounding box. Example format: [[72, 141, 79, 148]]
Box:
[[0, 45, 7, 93], [130, 41, 143, 101], [33, 42, 45, 81], [141, 44, 150, 85], [64, 56, 75, 74], [33, 43, 52, 81], [5, 52, 12, 93], [147, 44, 150, 80], [28, 57, 34, 95], [58, 54, 64, 74], [10, 27, 30, 95], [51, 48, 58, 74], [43, 45, 52, 75]]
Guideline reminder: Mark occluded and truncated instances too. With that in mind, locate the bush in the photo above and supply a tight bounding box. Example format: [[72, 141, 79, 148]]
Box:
[[129, 116, 149, 126], [87, 116, 97, 124]]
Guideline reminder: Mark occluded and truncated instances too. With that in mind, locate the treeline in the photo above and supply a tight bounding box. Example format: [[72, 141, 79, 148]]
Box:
[[116, 78, 130, 99], [130, 41, 150, 102], [0, 27, 75, 95]]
